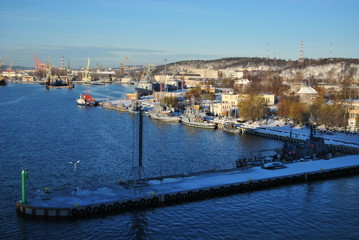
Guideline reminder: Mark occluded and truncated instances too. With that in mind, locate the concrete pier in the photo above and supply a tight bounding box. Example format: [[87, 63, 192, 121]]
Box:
[[16, 155, 359, 221], [238, 126, 359, 154]]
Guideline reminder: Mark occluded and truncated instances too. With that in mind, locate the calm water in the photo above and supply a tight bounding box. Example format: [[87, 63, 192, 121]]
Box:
[[1, 83, 358, 239]]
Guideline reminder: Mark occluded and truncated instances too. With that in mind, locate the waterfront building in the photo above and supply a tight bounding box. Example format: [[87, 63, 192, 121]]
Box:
[[22, 76, 34, 81], [211, 102, 232, 116], [126, 93, 138, 100], [222, 93, 275, 107], [347, 100, 359, 131], [153, 90, 186, 102], [338, 100, 359, 131]]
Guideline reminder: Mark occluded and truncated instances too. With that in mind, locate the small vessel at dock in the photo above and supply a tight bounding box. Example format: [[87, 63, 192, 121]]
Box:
[[114, 103, 128, 112], [223, 122, 241, 133], [181, 106, 216, 129], [148, 105, 181, 122]]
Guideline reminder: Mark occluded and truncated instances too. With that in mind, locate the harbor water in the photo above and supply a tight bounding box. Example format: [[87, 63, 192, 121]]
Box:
[[1, 83, 358, 239]]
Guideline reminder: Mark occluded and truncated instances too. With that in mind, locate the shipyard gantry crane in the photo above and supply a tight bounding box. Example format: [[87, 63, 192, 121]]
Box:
[[33, 55, 47, 71]]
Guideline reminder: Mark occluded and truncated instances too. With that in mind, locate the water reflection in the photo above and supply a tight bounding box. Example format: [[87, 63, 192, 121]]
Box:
[[127, 211, 148, 240]]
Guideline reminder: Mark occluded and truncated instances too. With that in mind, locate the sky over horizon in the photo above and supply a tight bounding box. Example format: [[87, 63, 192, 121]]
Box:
[[1, 0, 359, 68]]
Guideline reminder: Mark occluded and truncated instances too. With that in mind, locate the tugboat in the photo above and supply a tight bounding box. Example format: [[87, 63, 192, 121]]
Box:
[[76, 91, 99, 106]]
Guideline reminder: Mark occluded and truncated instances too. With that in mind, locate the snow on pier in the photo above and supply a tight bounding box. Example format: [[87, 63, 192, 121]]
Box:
[[16, 154, 359, 220]]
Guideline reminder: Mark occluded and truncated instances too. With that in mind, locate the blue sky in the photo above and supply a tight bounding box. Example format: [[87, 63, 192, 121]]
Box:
[[1, 0, 358, 68]]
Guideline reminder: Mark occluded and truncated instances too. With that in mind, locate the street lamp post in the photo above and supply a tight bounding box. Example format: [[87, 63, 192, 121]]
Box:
[[69, 160, 80, 194], [69, 160, 80, 171]]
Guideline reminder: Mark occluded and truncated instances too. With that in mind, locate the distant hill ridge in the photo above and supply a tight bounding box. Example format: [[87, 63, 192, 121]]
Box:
[[163, 57, 359, 70], [156, 57, 359, 82]]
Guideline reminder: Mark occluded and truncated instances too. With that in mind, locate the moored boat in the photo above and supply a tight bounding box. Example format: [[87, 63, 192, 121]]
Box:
[[223, 122, 241, 133], [149, 112, 181, 122], [114, 103, 128, 112], [46, 79, 74, 89], [148, 105, 181, 122], [181, 107, 216, 129], [100, 101, 115, 109]]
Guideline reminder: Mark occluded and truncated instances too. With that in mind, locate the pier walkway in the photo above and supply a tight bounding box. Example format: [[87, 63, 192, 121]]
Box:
[[16, 155, 359, 220], [238, 125, 359, 154]]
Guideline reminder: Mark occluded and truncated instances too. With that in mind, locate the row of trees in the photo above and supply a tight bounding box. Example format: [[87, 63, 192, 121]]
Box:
[[237, 94, 352, 130], [237, 94, 269, 121]]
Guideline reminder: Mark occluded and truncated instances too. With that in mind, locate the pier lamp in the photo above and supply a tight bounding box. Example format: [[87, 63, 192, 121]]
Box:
[[69, 160, 80, 194], [69, 160, 80, 171]]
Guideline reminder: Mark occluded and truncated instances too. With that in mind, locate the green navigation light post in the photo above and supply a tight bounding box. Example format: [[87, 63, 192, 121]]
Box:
[[21, 170, 29, 203]]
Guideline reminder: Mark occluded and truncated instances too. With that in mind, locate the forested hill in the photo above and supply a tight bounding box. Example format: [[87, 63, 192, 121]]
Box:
[[155, 57, 359, 82]]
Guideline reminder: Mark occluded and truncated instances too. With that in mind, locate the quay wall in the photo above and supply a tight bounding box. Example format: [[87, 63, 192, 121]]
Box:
[[16, 164, 359, 221]]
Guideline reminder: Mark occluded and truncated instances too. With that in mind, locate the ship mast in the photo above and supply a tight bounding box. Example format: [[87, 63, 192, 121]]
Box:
[[127, 104, 147, 186]]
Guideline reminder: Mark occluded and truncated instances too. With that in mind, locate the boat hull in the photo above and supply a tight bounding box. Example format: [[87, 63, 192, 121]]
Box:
[[149, 113, 181, 122], [182, 118, 216, 129]]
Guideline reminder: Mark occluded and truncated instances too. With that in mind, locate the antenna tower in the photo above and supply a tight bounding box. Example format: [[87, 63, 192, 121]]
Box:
[[298, 41, 304, 64], [330, 43, 333, 59], [61, 56, 64, 69]]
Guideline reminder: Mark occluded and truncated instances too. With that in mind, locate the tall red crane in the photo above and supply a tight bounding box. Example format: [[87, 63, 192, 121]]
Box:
[[33, 55, 47, 70]]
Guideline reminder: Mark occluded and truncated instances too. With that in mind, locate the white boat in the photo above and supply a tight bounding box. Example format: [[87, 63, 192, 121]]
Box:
[[149, 112, 181, 122], [148, 105, 181, 122], [181, 107, 216, 129]]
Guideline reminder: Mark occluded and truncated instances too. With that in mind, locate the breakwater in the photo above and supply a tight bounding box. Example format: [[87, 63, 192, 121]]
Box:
[[16, 156, 359, 221]]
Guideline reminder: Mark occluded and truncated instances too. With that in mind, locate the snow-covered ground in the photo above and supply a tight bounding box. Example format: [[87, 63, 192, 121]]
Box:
[[24, 154, 359, 209], [240, 119, 359, 148]]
